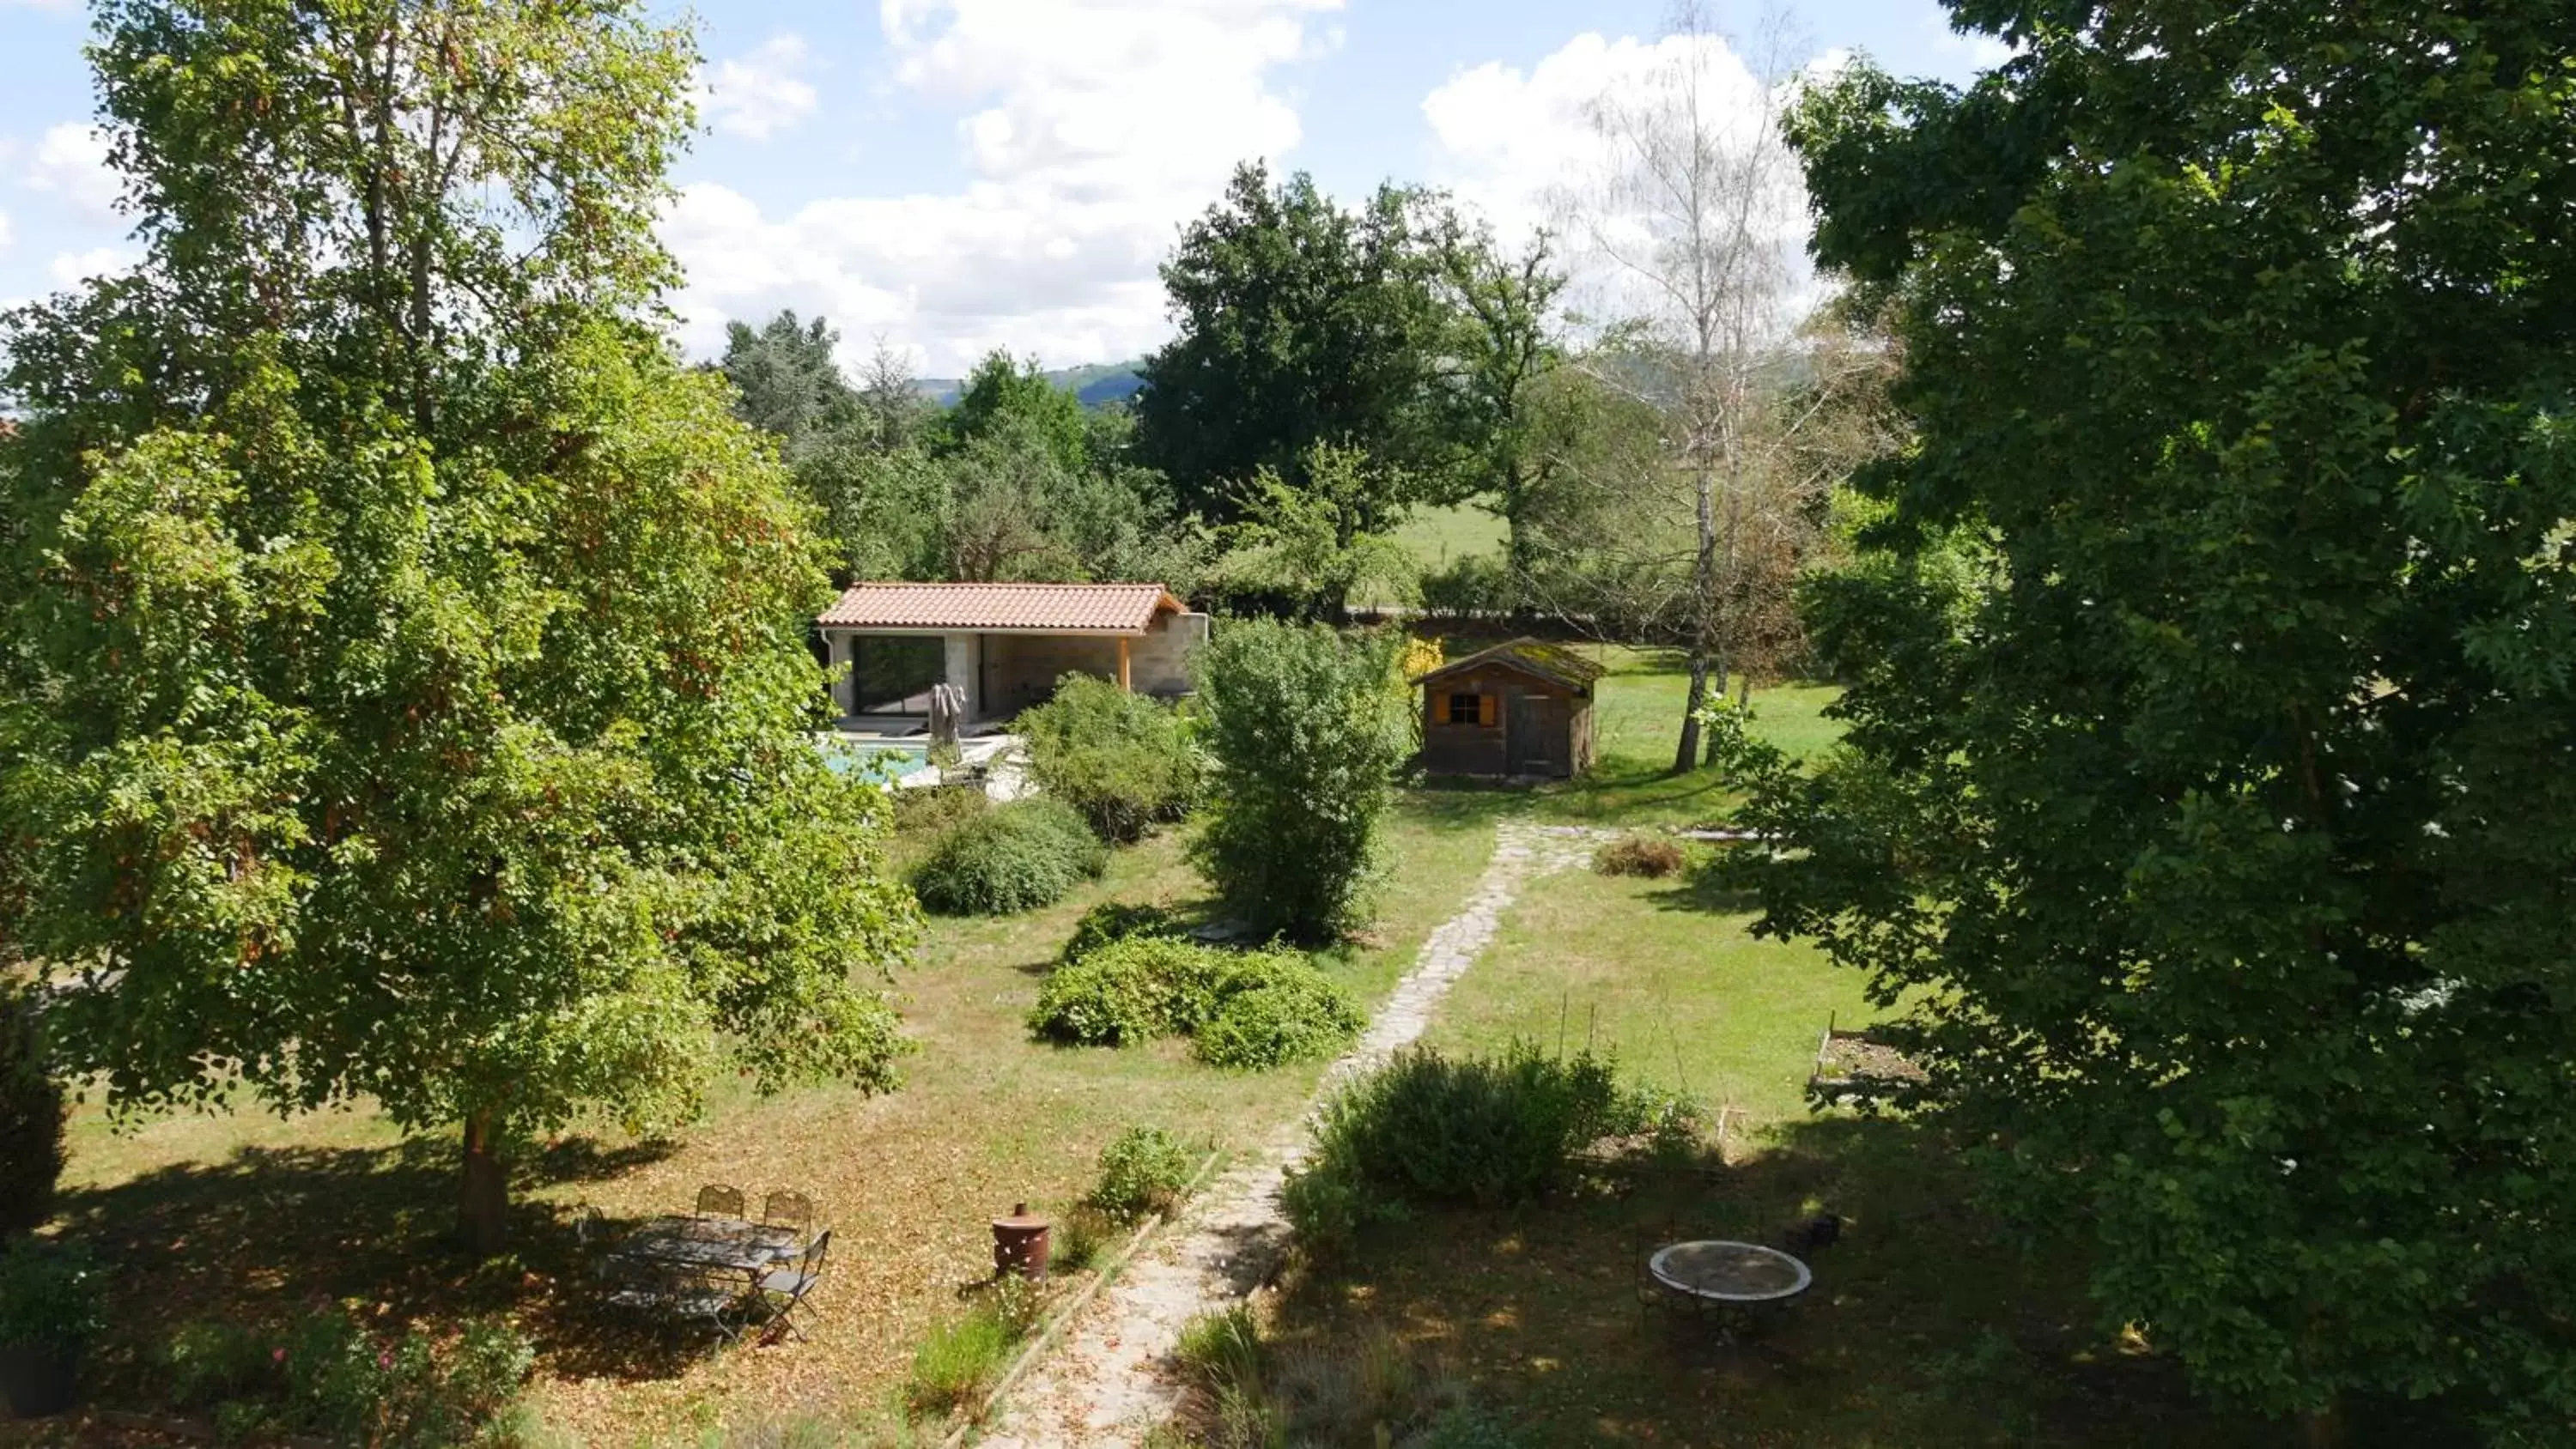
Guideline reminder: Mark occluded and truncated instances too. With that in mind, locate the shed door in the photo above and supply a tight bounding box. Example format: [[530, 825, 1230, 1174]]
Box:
[[1507, 694, 1550, 774]]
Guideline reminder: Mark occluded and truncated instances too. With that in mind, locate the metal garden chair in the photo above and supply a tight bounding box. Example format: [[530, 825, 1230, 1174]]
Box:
[[604, 1259, 747, 1343], [756, 1228, 830, 1343], [695, 1183, 746, 1219], [761, 1190, 815, 1241]]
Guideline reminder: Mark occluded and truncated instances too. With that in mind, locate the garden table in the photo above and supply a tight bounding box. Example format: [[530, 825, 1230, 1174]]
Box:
[[614, 1215, 801, 1285], [1647, 1240, 1813, 1304]]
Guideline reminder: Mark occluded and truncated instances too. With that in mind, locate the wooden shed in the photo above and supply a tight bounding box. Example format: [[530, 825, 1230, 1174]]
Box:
[[1415, 639, 1605, 780]]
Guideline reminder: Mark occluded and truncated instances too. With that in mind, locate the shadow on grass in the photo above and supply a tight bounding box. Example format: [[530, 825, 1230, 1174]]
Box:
[[48, 1130, 752, 1404], [1261, 1115, 2454, 1448], [1643, 858, 1764, 915]]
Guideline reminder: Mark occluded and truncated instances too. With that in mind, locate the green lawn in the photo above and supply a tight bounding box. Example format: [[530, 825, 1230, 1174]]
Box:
[[1423, 863, 1873, 1131], [1390, 503, 1506, 568], [41, 793, 1505, 1446]]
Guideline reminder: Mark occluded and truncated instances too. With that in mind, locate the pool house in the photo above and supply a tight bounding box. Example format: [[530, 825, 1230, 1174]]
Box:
[[817, 581, 1209, 733]]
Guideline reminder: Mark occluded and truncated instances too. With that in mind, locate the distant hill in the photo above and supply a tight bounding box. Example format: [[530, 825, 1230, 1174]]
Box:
[[914, 359, 1145, 409]]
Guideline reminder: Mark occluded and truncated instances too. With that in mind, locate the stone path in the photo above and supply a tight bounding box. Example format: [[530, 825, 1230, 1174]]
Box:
[[976, 820, 1609, 1448]]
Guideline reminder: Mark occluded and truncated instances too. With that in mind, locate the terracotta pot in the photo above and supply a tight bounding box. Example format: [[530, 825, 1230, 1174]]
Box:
[[0, 1343, 78, 1418]]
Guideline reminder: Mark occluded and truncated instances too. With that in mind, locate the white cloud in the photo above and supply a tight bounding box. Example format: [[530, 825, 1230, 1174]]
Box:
[[48, 246, 137, 288], [1420, 29, 1815, 330], [699, 33, 821, 141], [0, 210, 13, 258], [22, 123, 121, 218], [660, 0, 1341, 375], [1924, 9, 2016, 72]]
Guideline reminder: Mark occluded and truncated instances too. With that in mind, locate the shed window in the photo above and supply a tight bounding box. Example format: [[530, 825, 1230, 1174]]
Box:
[[1446, 692, 1497, 727]]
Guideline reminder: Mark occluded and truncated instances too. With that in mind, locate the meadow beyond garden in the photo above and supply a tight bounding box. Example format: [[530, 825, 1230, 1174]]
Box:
[[10, 646, 2286, 1447]]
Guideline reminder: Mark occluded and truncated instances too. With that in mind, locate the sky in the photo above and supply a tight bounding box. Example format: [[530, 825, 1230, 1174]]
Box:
[[0, 0, 2010, 379]]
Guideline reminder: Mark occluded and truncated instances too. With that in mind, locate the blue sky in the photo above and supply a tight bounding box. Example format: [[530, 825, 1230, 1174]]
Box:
[[0, 0, 2008, 376]]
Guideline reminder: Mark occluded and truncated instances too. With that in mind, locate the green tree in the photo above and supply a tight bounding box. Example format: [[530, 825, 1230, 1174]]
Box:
[[1191, 621, 1411, 943], [1205, 442, 1416, 620], [1137, 162, 1452, 523], [0, 0, 919, 1253], [945, 349, 1091, 476], [720, 310, 860, 459], [1751, 3, 2576, 1435], [854, 336, 933, 456], [1428, 218, 1566, 573]]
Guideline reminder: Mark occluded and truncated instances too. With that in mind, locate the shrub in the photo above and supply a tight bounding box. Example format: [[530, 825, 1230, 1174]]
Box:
[[906, 1305, 1013, 1418], [912, 797, 1107, 914], [1416, 555, 1522, 621], [1031, 937, 1355, 1070], [1192, 620, 1412, 943], [1019, 676, 1204, 842], [1091, 1125, 1199, 1222], [1192, 953, 1364, 1070], [1173, 1304, 1264, 1390], [164, 1320, 274, 1410], [0, 989, 66, 1239], [1051, 1204, 1118, 1273], [1028, 937, 1227, 1046], [0, 1237, 101, 1353], [890, 781, 988, 836], [1285, 1046, 1643, 1252], [1059, 900, 1189, 965], [1593, 834, 1685, 878], [160, 1307, 533, 1448]]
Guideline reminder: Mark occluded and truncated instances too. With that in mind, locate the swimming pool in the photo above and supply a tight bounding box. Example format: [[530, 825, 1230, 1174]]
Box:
[[822, 738, 930, 780]]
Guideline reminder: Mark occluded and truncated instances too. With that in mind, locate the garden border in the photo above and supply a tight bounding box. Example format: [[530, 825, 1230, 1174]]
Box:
[[941, 1144, 1230, 1448]]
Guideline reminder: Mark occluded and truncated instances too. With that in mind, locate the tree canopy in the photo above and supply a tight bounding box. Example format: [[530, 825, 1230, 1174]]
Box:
[[0, 0, 919, 1251], [1136, 162, 1456, 524], [1742, 1, 2576, 1434]]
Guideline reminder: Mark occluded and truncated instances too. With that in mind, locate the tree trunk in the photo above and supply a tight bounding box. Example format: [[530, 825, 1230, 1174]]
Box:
[[458, 1113, 508, 1256], [2300, 1403, 2344, 1449], [1674, 652, 1709, 773], [1701, 652, 1737, 767], [1674, 459, 1720, 774]]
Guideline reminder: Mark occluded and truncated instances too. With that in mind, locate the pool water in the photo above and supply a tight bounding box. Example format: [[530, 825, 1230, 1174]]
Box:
[[822, 739, 930, 779]]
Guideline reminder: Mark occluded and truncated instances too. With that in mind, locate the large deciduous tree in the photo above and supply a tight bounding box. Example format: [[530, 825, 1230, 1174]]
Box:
[[0, 0, 919, 1253], [1429, 218, 1567, 576], [1136, 162, 1453, 524], [1748, 1, 2576, 1436]]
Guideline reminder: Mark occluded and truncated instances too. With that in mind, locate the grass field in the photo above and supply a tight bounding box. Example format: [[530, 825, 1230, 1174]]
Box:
[[1390, 504, 1505, 568], [39, 797, 1504, 1446]]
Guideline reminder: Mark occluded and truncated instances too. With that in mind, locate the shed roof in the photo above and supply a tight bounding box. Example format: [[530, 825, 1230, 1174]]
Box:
[[1415, 638, 1608, 694], [818, 581, 1184, 634]]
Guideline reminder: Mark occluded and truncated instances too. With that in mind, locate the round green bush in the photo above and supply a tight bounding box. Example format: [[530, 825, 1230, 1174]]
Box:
[[912, 797, 1107, 915], [1090, 1125, 1198, 1222], [1193, 953, 1364, 1070], [1059, 900, 1189, 965], [1028, 937, 1226, 1046], [1018, 676, 1204, 842]]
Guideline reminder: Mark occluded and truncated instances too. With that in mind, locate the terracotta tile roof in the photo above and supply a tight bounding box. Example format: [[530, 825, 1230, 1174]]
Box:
[[818, 581, 1183, 634], [1415, 638, 1609, 693]]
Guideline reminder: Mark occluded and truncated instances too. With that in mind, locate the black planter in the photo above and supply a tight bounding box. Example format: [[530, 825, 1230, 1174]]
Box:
[[0, 1343, 78, 1418]]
